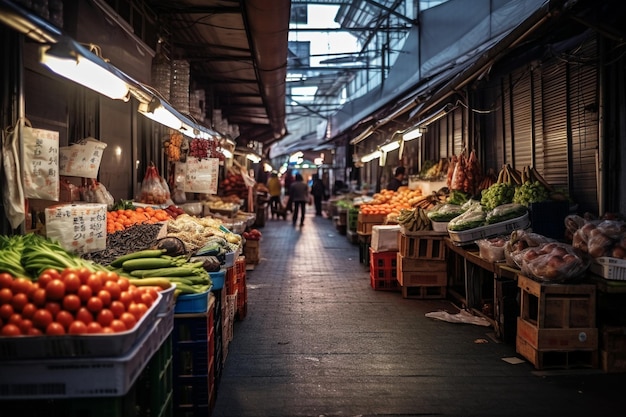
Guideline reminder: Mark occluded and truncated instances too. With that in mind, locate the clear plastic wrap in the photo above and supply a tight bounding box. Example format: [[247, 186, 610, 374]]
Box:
[[513, 242, 589, 282], [476, 236, 508, 263], [504, 229, 554, 268]]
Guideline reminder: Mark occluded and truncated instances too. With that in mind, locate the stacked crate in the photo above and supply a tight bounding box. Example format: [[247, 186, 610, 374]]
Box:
[[234, 255, 248, 320], [516, 274, 598, 369], [244, 240, 260, 264], [172, 295, 216, 416], [346, 207, 359, 244], [357, 213, 386, 267], [369, 248, 400, 291], [397, 232, 447, 299]]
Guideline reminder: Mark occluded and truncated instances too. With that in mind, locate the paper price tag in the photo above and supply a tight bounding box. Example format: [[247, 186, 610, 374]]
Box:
[[183, 157, 219, 194]]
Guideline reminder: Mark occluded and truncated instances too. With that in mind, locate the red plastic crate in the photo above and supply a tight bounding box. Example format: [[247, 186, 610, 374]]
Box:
[[369, 248, 397, 269]]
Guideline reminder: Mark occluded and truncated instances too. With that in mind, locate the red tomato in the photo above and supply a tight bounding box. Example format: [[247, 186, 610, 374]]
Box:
[[0, 304, 14, 320], [97, 309, 114, 327], [0, 273, 15, 289], [109, 300, 125, 318], [110, 319, 126, 333], [36, 272, 53, 289], [77, 267, 92, 284], [77, 285, 93, 302], [104, 280, 121, 300], [21, 302, 37, 319], [103, 271, 119, 283], [117, 278, 130, 292], [27, 327, 43, 335], [127, 303, 142, 320], [1, 323, 21, 336], [46, 322, 66, 335], [55, 310, 74, 330], [44, 301, 62, 318], [32, 309, 53, 329], [86, 274, 103, 293], [8, 313, 22, 325], [75, 307, 94, 325], [119, 312, 137, 330], [95, 271, 108, 282], [18, 318, 33, 334], [97, 289, 112, 307], [86, 296, 104, 313], [45, 279, 66, 300], [101, 326, 115, 334], [119, 291, 133, 308], [42, 268, 61, 280], [62, 294, 81, 312], [11, 292, 29, 312], [86, 321, 103, 334], [31, 288, 47, 307], [62, 273, 81, 294], [0, 288, 13, 304], [68, 321, 88, 334], [11, 277, 34, 295], [140, 292, 154, 308]]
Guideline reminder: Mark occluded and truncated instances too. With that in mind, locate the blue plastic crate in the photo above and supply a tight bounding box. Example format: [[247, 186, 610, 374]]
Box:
[[209, 269, 226, 290], [175, 290, 211, 314]]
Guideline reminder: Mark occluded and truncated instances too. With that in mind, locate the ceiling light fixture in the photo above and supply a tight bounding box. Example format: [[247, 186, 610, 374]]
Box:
[[380, 141, 400, 153], [246, 153, 262, 163], [361, 150, 382, 163], [402, 127, 423, 141], [40, 39, 130, 101]]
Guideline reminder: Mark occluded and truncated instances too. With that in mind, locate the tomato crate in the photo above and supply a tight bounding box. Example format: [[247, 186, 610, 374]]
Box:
[[0, 311, 174, 399], [398, 233, 446, 260]]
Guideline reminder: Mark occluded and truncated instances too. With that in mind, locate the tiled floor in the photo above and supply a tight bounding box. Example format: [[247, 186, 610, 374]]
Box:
[[211, 210, 625, 417]]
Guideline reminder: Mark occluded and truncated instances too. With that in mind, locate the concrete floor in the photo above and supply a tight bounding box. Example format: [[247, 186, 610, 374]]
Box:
[[211, 210, 626, 417]]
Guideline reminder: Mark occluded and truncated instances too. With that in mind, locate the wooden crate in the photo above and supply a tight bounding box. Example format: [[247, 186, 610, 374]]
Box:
[[398, 233, 445, 260], [516, 316, 598, 351], [402, 284, 447, 299], [357, 213, 386, 234], [396, 253, 447, 287], [518, 274, 596, 329], [600, 325, 626, 373], [516, 335, 598, 370], [244, 240, 260, 264]]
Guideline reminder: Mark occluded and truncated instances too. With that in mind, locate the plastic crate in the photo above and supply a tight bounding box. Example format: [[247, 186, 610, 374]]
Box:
[[348, 207, 359, 232], [0, 291, 164, 360], [447, 212, 530, 245], [369, 248, 398, 270], [0, 310, 174, 399], [175, 290, 211, 314], [370, 249, 400, 291], [358, 233, 371, 266], [209, 269, 226, 290], [1, 336, 173, 417], [589, 257, 626, 281]]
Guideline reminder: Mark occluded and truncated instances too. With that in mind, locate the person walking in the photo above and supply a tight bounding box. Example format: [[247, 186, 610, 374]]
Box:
[[310, 174, 326, 216], [289, 173, 309, 227], [267, 172, 282, 219], [283, 169, 294, 212]]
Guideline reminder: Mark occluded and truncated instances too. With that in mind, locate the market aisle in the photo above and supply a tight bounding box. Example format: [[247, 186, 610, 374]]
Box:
[[211, 211, 625, 417]]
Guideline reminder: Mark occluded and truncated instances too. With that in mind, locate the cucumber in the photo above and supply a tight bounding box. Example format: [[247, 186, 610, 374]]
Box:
[[122, 258, 175, 271], [110, 249, 166, 268]]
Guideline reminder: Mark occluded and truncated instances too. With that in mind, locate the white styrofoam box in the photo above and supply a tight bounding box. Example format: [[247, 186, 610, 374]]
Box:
[[371, 225, 401, 252]]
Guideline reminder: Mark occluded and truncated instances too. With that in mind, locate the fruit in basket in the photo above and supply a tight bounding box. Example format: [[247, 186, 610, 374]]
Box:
[[0, 269, 159, 336]]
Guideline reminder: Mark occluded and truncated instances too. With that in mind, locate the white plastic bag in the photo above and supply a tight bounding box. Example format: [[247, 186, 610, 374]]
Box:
[[1, 120, 26, 228]]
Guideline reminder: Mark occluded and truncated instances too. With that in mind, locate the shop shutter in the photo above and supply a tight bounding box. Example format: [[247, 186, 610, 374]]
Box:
[[567, 39, 599, 213], [502, 75, 513, 164], [510, 67, 533, 169], [453, 107, 464, 152], [540, 59, 569, 187]]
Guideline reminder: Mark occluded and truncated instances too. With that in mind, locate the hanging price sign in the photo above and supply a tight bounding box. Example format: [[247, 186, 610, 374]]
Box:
[[23, 127, 59, 201], [59, 137, 107, 178], [45, 203, 107, 254], [183, 157, 219, 194]]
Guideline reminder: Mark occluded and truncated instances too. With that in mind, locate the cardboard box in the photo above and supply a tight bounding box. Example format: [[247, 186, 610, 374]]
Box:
[[371, 225, 401, 252]]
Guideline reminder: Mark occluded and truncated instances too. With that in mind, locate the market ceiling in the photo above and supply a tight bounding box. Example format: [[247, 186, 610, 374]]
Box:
[[145, 0, 290, 149]]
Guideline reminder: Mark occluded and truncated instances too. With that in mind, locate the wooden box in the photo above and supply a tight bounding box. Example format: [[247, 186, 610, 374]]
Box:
[[396, 254, 447, 287], [357, 213, 386, 234], [244, 240, 260, 264], [398, 233, 445, 260], [600, 325, 626, 373]]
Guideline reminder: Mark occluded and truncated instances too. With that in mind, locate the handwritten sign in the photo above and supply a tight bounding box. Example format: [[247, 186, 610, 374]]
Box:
[[59, 137, 107, 178], [183, 157, 219, 194], [45, 203, 107, 254], [23, 127, 59, 201]]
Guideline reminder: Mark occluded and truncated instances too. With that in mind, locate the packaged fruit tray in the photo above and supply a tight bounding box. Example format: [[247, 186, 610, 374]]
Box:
[[0, 310, 173, 399], [0, 292, 164, 360], [447, 213, 530, 245]]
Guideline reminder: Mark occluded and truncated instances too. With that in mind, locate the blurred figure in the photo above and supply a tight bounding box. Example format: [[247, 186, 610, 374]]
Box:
[[386, 166, 406, 191], [310, 174, 326, 216], [289, 173, 309, 227], [267, 172, 282, 219]]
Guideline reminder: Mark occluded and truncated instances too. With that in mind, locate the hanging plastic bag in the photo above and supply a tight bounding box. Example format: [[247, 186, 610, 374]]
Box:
[[92, 180, 115, 210], [139, 162, 171, 205], [1, 120, 26, 229]]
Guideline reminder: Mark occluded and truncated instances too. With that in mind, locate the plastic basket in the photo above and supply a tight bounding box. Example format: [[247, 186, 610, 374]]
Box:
[[590, 257, 626, 281], [0, 292, 164, 360], [447, 213, 530, 245], [209, 269, 226, 290], [175, 289, 212, 314]]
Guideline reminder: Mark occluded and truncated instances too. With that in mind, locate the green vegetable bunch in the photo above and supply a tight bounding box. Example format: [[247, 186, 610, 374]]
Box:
[[480, 183, 515, 211], [512, 181, 549, 206]]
